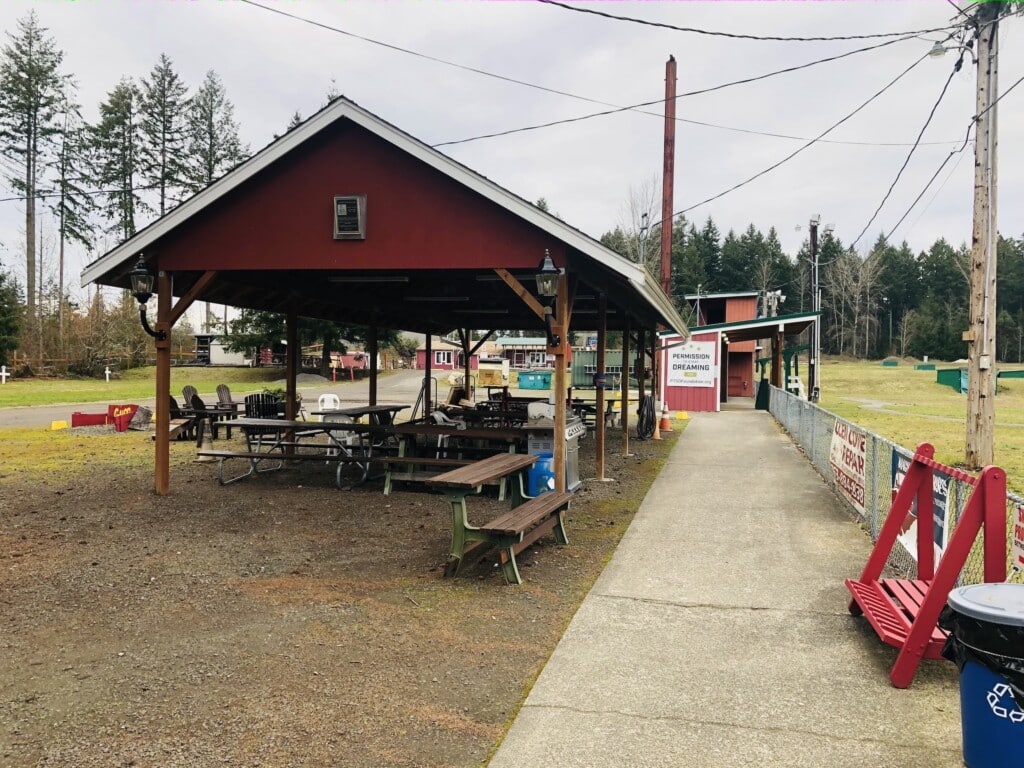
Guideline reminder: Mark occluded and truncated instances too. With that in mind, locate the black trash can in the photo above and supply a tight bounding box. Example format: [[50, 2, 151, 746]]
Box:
[[940, 583, 1024, 768]]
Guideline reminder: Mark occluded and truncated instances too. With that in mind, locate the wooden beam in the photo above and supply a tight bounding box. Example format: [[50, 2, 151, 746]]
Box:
[[167, 270, 217, 326], [494, 268, 546, 321], [469, 330, 495, 357]]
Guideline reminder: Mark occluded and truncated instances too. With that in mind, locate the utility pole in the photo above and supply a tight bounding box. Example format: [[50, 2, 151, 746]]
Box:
[[660, 55, 676, 297], [809, 215, 820, 402], [965, 1, 1001, 470]]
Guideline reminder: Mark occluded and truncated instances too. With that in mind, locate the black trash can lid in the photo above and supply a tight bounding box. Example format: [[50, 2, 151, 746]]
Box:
[[947, 583, 1024, 626]]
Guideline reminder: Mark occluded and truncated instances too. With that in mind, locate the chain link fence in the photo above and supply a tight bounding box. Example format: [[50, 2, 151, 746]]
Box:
[[768, 384, 1023, 585]]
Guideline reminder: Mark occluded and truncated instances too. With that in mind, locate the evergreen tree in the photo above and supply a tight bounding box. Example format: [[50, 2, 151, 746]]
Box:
[[184, 70, 247, 193], [0, 11, 66, 316], [874, 239, 920, 356], [718, 229, 748, 290], [695, 217, 722, 289], [49, 87, 95, 348], [139, 53, 190, 216], [0, 266, 22, 365], [92, 78, 147, 241]]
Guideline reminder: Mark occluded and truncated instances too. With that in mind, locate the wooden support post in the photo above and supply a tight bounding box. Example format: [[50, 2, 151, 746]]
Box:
[[369, 325, 379, 406], [154, 270, 172, 496], [552, 273, 568, 493], [286, 309, 298, 420], [621, 318, 631, 455], [596, 293, 607, 481]]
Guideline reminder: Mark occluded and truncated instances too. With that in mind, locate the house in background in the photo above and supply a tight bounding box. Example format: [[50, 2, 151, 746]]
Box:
[[193, 334, 249, 366], [494, 336, 551, 370], [687, 291, 759, 398], [415, 336, 480, 372], [659, 290, 816, 412]]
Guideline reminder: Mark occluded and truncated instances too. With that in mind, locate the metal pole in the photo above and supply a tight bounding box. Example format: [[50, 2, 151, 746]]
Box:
[[809, 219, 820, 402], [965, 2, 1000, 469]]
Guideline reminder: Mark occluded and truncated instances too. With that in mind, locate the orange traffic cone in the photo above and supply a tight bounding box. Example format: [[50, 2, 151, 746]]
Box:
[[659, 406, 673, 433]]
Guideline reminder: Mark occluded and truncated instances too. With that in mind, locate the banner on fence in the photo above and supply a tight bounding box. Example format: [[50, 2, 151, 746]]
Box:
[[890, 451, 951, 563], [666, 341, 716, 388], [829, 419, 867, 514], [1013, 505, 1024, 571]]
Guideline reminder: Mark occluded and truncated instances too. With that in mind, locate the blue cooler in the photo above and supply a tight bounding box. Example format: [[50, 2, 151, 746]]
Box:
[[527, 452, 555, 496], [944, 583, 1024, 768]]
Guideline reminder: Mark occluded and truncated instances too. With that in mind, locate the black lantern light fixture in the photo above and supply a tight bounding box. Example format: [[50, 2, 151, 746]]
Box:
[[129, 256, 166, 341], [535, 249, 561, 348]]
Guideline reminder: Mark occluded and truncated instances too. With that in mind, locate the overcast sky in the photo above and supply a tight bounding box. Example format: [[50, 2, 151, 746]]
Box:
[[0, 0, 1020, 305]]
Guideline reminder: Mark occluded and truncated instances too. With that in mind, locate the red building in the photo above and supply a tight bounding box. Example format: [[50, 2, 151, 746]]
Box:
[[659, 292, 816, 413], [414, 337, 480, 371]]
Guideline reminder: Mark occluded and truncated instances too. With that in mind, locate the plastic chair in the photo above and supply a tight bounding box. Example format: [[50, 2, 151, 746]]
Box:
[[182, 385, 198, 407], [317, 393, 341, 422], [431, 410, 465, 457]]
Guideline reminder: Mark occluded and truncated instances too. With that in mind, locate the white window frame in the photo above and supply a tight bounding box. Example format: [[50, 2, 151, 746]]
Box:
[[434, 350, 453, 366]]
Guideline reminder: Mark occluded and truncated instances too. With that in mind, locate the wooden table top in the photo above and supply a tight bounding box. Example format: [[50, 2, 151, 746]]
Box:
[[424, 452, 536, 490]]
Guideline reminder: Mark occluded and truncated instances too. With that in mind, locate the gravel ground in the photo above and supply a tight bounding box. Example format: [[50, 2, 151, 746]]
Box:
[[0, 424, 676, 767]]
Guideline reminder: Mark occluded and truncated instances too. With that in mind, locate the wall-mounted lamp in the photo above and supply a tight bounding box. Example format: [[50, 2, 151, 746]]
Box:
[[128, 256, 167, 341], [535, 250, 562, 348]]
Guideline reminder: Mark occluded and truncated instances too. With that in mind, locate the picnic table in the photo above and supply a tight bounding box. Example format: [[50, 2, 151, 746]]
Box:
[[312, 404, 409, 427], [378, 423, 528, 495], [197, 417, 381, 488], [426, 453, 571, 585]]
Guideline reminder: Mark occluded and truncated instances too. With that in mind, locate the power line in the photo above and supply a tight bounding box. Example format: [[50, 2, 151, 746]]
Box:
[[672, 50, 932, 220], [238, 0, 939, 150], [849, 51, 964, 248], [538, 0, 957, 42], [435, 33, 930, 147], [883, 123, 973, 241]]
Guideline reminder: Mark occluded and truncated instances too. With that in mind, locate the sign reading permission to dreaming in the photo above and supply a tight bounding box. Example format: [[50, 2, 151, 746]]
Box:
[[666, 341, 716, 387]]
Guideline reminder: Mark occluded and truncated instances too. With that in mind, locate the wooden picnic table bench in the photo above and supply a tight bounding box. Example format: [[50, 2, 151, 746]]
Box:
[[199, 418, 385, 488], [379, 423, 527, 496], [426, 453, 571, 585]]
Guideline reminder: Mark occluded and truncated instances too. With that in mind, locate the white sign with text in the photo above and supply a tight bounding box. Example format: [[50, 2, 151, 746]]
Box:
[[666, 341, 716, 387]]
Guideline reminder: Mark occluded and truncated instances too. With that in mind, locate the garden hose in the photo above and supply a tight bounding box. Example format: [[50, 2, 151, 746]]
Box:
[[636, 395, 656, 440]]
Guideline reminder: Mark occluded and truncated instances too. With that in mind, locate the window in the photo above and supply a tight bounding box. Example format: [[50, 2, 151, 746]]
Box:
[[434, 350, 453, 366], [333, 194, 367, 240], [528, 351, 547, 367]]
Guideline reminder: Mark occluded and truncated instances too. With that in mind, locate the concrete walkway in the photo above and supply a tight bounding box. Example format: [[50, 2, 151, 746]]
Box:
[[489, 409, 964, 768]]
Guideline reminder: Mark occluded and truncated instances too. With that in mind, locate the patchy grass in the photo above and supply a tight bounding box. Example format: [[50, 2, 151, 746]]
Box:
[[0, 366, 293, 408], [0, 426, 199, 479], [817, 358, 1024, 490]]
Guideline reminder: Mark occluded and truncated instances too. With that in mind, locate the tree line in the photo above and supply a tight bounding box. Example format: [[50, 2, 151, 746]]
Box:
[[0, 11, 247, 372], [602, 213, 1024, 364], [2, 10, 1022, 373]]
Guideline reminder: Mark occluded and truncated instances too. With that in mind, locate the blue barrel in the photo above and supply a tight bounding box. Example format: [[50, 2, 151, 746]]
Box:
[[945, 583, 1024, 768], [527, 452, 555, 496]]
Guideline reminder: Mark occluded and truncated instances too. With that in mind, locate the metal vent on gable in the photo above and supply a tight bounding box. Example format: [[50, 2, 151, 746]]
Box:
[[333, 195, 366, 240]]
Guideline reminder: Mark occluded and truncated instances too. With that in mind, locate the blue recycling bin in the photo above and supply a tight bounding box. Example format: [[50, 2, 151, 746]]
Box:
[[527, 452, 555, 496], [943, 583, 1024, 768]]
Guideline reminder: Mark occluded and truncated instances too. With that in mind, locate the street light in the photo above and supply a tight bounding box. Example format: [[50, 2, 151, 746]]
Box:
[[129, 256, 167, 341], [535, 250, 561, 348]]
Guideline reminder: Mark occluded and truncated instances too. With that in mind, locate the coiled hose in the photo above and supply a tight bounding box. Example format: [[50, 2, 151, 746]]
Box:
[[636, 395, 656, 440]]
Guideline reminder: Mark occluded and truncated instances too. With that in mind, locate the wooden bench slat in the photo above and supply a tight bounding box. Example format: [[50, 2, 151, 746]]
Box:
[[481, 492, 573, 536]]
